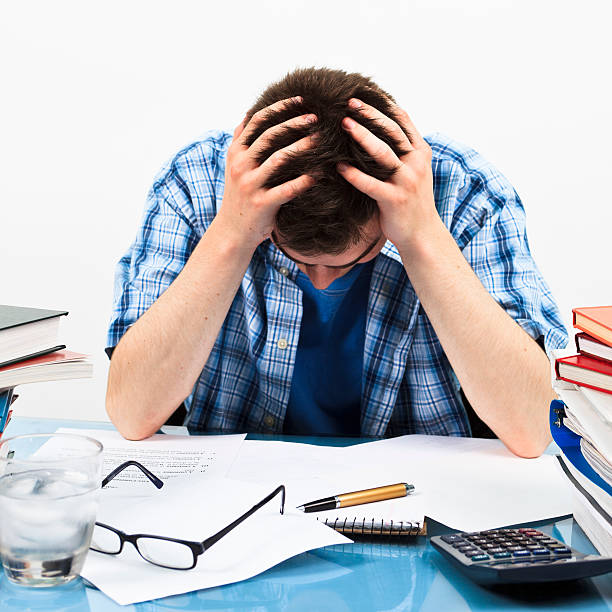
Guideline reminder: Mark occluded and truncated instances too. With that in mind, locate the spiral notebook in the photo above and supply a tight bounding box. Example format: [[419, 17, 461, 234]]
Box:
[[317, 516, 424, 536], [309, 493, 426, 536]]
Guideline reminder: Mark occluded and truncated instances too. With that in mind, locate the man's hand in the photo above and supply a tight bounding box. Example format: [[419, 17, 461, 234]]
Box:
[[337, 99, 439, 253], [338, 99, 555, 458], [217, 97, 318, 250]]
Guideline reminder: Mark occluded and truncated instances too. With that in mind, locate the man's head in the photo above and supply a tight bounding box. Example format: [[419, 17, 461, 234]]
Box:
[[244, 67, 409, 258]]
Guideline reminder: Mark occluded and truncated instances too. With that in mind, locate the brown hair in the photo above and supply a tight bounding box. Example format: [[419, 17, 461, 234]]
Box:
[[244, 67, 409, 255]]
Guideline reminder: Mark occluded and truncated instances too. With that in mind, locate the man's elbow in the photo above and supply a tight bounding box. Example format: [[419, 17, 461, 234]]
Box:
[[105, 390, 158, 441], [504, 430, 552, 459]]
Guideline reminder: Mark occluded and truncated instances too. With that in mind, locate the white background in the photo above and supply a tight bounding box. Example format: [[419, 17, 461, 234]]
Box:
[[1, 0, 611, 421]]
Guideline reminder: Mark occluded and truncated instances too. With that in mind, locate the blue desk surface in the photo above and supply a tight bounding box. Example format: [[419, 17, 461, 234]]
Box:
[[1, 417, 611, 611]]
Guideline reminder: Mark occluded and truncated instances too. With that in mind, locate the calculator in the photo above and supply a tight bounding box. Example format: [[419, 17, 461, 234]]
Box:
[[430, 528, 612, 584]]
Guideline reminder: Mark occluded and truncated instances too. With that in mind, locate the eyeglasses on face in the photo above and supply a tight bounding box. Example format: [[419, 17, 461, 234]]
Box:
[[91, 460, 286, 570]]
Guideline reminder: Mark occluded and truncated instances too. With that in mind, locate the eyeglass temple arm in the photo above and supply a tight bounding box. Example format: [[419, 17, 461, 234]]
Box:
[[202, 484, 285, 551], [102, 460, 164, 489]]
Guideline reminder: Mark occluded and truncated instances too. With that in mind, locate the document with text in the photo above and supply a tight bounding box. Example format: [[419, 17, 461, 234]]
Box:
[[56, 428, 246, 492]]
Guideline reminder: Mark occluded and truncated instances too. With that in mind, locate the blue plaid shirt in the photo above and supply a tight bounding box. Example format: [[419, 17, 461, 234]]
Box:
[[108, 131, 568, 437]]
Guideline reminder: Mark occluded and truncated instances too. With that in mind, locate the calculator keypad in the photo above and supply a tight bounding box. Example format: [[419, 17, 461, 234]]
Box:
[[440, 528, 572, 563]]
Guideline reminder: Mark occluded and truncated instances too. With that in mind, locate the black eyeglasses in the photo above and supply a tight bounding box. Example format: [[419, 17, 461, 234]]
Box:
[[91, 461, 285, 570]]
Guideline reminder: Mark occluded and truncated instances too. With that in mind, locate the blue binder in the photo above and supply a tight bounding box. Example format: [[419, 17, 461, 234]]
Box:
[[550, 399, 612, 497], [0, 387, 15, 433]]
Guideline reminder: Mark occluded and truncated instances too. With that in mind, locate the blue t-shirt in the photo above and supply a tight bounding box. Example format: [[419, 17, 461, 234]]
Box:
[[283, 259, 376, 435]]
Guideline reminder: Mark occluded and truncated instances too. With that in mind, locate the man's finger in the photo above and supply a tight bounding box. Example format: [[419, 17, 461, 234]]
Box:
[[348, 98, 413, 152], [250, 113, 317, 158], [264, 174, 316, 208], [337, 162, 394, 202], [342, 117, 402, 171], [233, 114, 248, 142], [389, 104, 427, 148], [239, 96, 303, 148], [257, 134, 318, 180]]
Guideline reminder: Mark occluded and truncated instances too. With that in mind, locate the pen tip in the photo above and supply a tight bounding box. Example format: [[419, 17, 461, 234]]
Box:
[[296, 505, 305, 512]]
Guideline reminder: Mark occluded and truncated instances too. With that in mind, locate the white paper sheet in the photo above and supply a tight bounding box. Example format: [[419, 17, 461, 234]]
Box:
[[81, 477, 350, 605], [338, 435, 574, 532], [555, 388, 612, 461], [56, 428, 246, 492], [227, 440, 425, 530], [227, 435, 573, 533]]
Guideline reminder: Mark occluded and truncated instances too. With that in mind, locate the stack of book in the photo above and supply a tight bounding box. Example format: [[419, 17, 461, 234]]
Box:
[[0, 305, 93, 437], [552, 305, 612, 555]]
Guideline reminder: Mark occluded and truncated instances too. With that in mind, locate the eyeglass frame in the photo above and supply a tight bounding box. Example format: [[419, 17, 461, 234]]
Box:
[[91, 460, 286, 570]]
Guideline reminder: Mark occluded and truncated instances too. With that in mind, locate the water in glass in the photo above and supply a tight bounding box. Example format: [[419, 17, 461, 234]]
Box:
[[0, 467, 99, 586]]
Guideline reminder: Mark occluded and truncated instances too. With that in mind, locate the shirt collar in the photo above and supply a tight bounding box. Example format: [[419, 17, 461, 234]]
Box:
[[380, 240, 403, 264]]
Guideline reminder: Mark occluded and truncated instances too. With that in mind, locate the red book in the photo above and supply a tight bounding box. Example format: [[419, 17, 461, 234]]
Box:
[[0, 350, 92, 388], [575, 332, 612, 365], [573, 306, 612, 348], [555, 353, 612, 395]]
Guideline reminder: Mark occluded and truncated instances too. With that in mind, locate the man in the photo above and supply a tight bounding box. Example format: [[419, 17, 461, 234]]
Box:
[[106, 68, 568, 457]]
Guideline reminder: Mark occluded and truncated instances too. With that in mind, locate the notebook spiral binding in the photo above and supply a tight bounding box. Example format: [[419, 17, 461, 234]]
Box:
[[320, 517, 422, 536]]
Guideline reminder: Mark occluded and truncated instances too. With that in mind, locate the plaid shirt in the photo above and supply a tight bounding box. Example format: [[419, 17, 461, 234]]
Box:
[[108, 131, 568, 437]]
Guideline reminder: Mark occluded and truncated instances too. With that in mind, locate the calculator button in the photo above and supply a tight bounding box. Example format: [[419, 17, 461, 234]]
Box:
[[512, 550, 531, 557], [493, 552, 512, 559], [451, 541, 468, 548], [462, 549, 480, 556], [532, 549, 551, 556], [441, 535, 463, 543], [471, 554, 490, 562], [551, 547, 572, 555], [487, 547, 504, 554]]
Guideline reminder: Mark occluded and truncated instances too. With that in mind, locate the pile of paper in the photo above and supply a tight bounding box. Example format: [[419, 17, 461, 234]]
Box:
[[552, 383, 612, 555], [55, 427, 573, 605]]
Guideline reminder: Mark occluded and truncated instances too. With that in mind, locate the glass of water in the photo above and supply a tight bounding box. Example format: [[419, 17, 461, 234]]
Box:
[[0, 433, 103, 587]]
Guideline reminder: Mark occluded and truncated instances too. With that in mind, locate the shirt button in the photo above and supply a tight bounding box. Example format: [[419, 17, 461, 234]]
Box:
[[279, 266, 289, 277], [277, 338, 288, 350], [263, 415, 275, 428]]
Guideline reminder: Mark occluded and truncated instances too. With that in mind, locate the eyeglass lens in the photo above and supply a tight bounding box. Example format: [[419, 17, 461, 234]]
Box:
[[91, 524, 195, 569]]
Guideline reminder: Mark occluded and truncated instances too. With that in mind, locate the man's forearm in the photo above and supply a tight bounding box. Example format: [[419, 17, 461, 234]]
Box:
[[106, 216, 256, 440], [399, 218, 554, 458]]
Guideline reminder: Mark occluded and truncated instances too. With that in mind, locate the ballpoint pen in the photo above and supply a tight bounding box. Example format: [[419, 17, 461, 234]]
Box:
[[297, 482, 415, 513]]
